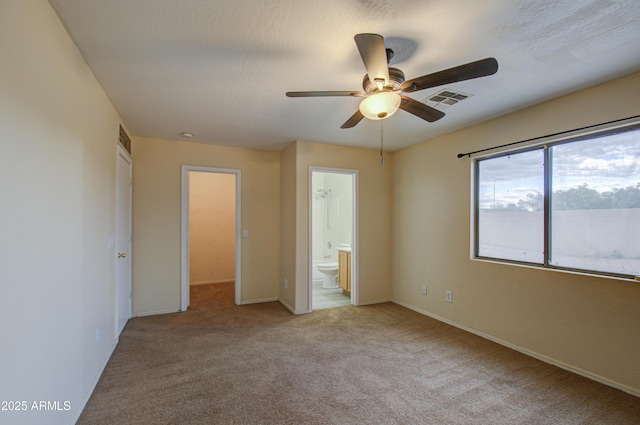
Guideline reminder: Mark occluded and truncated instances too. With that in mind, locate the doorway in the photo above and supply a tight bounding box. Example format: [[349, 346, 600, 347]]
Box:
[[309, 168, 358, 310], [181, 166, 242, 310]]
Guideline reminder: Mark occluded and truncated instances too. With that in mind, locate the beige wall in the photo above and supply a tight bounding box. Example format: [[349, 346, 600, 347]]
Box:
[[279, 142, 298, 310], [132, 137, 280, 315], [0, 1, 123, 423], [391, 72, 640, 395], [189, 172, 236, 285], [280, 141, 393, 313], [6, 2, 638, 421]]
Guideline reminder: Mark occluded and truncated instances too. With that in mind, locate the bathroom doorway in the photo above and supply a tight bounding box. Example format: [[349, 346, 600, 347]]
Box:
[[310, 168, 358, 310], [181, 166, 242, 310]]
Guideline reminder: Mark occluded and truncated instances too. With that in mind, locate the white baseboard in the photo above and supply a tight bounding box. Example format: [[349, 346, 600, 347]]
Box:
[[72, 337, 118, 423], [134, 308, 180, 317], [278, 298, 310, 315], [240, 297, 279, 305], [358, 298, 391, 306], [190, 279, 235, 286], [393, 300, 640, 398], [278, 298, 295, 313]]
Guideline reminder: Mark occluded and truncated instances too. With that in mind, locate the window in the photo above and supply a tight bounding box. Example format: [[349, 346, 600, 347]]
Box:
[[475, 123, 640, 278]]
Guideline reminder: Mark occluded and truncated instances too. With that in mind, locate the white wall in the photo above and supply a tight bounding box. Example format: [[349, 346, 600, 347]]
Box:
[[311, 172, 327, 266], [391, 72, 640, 395], [0, 1, 122, 423], [311, 171, 353, 265], [479, 209, 640, 275], [324, 172, 353, 250]]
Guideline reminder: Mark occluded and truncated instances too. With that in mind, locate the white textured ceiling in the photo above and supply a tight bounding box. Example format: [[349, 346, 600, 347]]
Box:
[[49, 0, 640, 151]]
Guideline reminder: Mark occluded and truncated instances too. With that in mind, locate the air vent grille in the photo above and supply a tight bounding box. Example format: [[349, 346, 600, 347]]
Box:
[[425, 89, 472, 109], [119, 125, 131, 154]]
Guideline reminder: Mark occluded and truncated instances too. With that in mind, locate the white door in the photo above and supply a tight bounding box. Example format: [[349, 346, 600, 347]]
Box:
[[115, 147, 132, 336]]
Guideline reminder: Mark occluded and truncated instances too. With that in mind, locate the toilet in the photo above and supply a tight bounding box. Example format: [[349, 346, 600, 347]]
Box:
[[317, 262, 339, 288]]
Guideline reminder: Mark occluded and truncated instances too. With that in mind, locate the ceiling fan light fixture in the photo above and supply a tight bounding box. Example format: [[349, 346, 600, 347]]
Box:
[[359, 91, 401, 120], [374, 77, 386, 91]]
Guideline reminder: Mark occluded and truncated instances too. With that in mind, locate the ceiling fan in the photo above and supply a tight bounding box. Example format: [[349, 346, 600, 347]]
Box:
[[286, 33, 498, 129]]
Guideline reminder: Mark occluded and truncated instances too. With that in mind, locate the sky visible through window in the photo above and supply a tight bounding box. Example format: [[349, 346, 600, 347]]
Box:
[[477, 125, 640, 275], [479, 128, 640, 210]]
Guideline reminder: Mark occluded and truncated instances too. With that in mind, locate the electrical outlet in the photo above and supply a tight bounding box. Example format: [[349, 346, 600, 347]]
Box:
[[421, 284, 427, 295], [445, 291, 453, 303], [284, 278, 288, 289], [95, 327, 101, 343]]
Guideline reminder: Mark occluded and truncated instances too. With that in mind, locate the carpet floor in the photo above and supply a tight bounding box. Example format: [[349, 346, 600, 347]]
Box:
[[78, 283, 640, 424]]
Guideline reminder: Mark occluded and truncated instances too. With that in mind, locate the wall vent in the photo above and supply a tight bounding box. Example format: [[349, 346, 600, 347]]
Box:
[[119, 125, 131, 154]]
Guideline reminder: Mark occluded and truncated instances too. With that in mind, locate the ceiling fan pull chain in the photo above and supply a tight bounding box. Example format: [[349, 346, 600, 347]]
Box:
[[380, 120, 385, 165]]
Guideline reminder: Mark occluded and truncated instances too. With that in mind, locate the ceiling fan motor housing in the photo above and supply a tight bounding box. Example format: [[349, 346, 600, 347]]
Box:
[[362, 67, 405, 93]]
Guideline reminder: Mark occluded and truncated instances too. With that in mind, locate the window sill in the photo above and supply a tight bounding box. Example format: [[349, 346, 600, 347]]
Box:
[[471, 256, 640, 283]]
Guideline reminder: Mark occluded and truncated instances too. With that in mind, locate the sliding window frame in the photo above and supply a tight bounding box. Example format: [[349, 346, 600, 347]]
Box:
[[473, 121, 640, 280]]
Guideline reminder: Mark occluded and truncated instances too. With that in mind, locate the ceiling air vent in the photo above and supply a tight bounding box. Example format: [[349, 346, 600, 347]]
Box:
[[425, 89, 472, 110]]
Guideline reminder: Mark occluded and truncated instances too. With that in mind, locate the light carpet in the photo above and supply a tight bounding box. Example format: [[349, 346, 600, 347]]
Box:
[[78, 283, 640, 424]]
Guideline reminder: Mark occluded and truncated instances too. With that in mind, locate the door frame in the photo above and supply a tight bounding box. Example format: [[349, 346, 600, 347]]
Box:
[[309, 167, 359, 310], [115, 144, 132, 337], [181, 165, 242, 310]]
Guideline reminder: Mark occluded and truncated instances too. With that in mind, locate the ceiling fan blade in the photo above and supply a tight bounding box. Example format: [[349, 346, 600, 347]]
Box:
[[340, 110, 365, 129], [399, 96, 446, 122], [354, 33, 389, 88], [401, 57, 498, 93], [286, 91, 366, 97]]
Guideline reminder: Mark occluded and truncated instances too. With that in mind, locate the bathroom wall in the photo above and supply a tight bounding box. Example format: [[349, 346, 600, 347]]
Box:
[[325, 172, 353, 251], [312, 171, 353, 269], [189, 171, 236, 285], [311, 172, 327, 281]]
